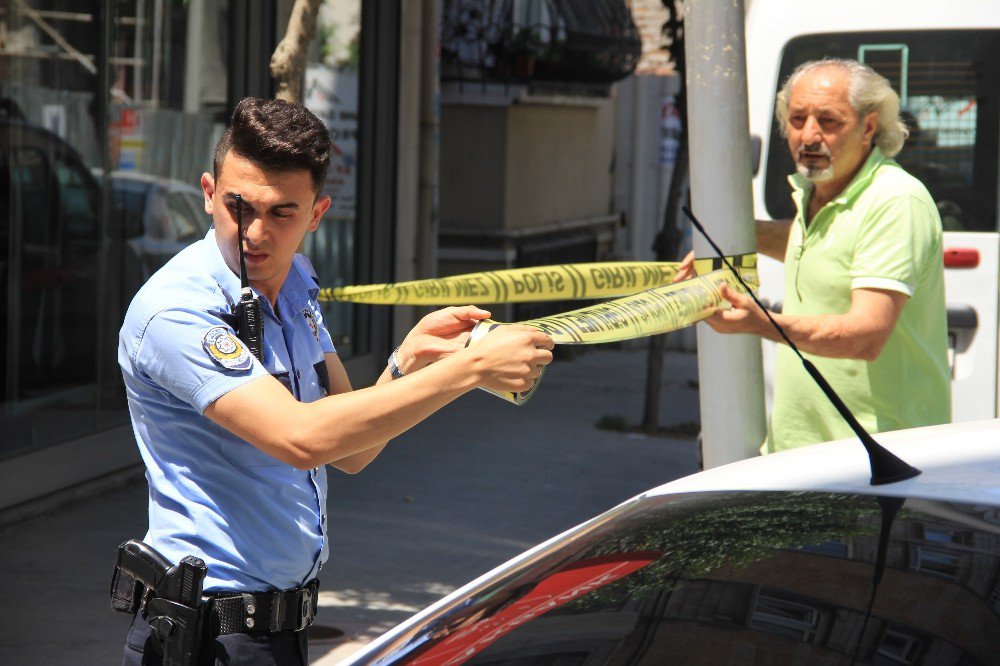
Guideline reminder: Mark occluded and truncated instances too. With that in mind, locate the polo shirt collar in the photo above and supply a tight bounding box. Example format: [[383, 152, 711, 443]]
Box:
[[788, 146, 887, 209]]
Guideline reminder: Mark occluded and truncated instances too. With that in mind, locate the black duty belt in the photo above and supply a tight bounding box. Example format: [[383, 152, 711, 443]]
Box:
[[207, 579, 319, 634]]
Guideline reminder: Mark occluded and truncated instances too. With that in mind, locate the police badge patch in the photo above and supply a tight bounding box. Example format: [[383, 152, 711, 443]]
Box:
[[302, 308, 320, 341], [202, 326, 254, 371]]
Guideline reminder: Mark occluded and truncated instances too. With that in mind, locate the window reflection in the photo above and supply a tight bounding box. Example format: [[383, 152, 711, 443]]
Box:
[[1, 1, 228, 457], [303, 0, 362, 356], [388, 493, 1000, 665]]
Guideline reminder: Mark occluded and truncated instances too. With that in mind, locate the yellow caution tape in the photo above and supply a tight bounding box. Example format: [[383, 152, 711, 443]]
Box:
[[323, 255, 757, 404], [458, 256, 758, 404], [514, 265, 757, 345], [318, 255, 752, 305]]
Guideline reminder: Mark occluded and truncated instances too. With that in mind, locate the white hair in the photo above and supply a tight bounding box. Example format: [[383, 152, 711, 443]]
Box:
[[775, 58, 909, 157]]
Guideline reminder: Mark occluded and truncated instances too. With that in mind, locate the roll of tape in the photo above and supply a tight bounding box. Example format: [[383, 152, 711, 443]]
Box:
[[465, 320, 546, 406]]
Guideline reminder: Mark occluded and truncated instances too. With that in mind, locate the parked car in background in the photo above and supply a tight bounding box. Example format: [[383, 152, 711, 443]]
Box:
[[343, 420, 1000, 665], [2, 113, 101, 404], [95, 170, 209, 292]]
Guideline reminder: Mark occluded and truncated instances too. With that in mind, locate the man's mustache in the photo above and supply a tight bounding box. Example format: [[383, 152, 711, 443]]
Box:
[[798, 143, 832, 159]]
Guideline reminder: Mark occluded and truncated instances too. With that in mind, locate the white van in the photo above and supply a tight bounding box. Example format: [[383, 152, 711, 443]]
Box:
[[745, 0, 1000, 422]]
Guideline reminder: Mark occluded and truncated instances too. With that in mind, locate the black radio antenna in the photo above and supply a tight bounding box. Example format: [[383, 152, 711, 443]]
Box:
[[235, 194, 250, 290], [683, 205, 920, 485], [233, 194, 264, 362]]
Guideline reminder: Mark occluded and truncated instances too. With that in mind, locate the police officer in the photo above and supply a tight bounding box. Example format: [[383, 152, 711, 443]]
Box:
[[117, 97, 553, 665]]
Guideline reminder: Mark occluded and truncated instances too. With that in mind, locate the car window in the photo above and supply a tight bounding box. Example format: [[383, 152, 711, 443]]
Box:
[[182, 192, 209, 235], [165, 191, 203, 243], [110, 180, 149, 218], [373, 491, 1000, 665], [10, 148, 54, 246], [765, 30, 1000, 232], [54, 157, 98, 241], [144, 189, 175, 241]]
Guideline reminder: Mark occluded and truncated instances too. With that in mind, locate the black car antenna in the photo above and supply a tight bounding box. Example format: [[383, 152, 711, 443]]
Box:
[[683, 205, 920, 486]]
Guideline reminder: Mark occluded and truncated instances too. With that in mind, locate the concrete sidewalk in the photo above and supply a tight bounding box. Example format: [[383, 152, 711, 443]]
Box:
[[0, 347, 702, 665]]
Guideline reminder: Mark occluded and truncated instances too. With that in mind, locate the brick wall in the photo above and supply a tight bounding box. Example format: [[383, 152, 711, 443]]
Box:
[[628, 0, 676, 75]]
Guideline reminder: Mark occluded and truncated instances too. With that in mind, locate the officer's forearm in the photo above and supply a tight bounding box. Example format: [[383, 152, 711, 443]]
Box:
[[205, 350, 481, 470], [328, 442, 386, 474]]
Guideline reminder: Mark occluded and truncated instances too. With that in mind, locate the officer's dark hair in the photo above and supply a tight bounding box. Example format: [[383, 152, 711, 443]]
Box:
[[213, 97, 331, 195]]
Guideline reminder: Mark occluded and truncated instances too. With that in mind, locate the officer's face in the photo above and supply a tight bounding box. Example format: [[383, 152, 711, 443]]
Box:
[[785, 67, 877, 192], [202, 152, 331, 303]]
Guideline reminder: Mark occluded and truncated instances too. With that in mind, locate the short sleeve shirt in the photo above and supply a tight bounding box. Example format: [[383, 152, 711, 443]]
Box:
[[766, 147, 951, 453], [118, 228, 337, 591]]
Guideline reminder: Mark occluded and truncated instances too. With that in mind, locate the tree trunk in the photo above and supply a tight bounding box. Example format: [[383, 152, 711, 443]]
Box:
[[270, 0, 322, 103]]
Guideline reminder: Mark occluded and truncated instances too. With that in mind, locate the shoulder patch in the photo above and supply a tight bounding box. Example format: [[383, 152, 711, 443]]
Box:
[[302, 307, 320, 341], [202, 326, 254, 371]]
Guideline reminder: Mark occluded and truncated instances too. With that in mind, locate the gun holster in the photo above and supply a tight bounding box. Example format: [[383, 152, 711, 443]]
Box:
[[111, 540, 207, 666]]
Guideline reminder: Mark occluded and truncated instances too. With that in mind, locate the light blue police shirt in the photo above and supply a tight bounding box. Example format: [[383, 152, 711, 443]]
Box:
[[118, 228, 336, 592]]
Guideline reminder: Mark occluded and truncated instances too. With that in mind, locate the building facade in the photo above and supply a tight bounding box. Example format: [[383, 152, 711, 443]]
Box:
[[1, 0, 646, 514]]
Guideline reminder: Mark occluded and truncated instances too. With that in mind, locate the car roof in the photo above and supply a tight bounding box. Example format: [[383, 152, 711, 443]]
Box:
[[92, 168, 203, 194], [650, 418, 1000, 505], [0, 118, 87, 157]]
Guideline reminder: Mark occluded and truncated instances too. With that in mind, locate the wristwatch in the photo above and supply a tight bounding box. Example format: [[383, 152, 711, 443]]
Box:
[[387, 346, 405, 379]]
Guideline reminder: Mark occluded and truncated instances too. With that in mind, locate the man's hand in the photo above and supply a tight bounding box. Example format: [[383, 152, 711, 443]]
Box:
[[395, 305, 493, 374], [705, 284, 772, 338], [465, 325, 554, 394]]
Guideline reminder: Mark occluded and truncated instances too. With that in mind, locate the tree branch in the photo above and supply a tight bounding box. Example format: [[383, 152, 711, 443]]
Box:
[[270, 0, 322, 103]]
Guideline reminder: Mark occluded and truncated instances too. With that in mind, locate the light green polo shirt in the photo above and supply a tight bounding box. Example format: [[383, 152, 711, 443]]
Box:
[[765, 147, 951, 453]]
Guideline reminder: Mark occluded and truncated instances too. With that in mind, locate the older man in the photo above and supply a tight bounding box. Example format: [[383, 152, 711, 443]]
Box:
[[707, 58, 950, 453]]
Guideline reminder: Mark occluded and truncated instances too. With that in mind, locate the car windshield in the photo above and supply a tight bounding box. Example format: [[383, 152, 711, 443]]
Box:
[[367, 491, 1000, 665]]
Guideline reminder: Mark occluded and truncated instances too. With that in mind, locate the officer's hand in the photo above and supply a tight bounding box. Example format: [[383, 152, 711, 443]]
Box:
[[465, 324, 554, 394], [396, 305, 492, 373], [673, 250, 696, 283]]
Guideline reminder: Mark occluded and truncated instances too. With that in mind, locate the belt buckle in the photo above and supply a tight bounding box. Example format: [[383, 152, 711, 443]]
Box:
[[297, 586, 315, 631]]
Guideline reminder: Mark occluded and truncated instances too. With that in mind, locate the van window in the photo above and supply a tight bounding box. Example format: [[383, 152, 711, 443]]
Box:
[[764, 30, 1000, 233]]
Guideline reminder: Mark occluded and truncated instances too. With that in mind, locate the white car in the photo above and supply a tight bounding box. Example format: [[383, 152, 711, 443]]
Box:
[[343, 420, 1000, 664]]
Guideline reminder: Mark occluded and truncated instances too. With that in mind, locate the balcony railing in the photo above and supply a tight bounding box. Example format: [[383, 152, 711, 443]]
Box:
[[441, 0, 641, 89]]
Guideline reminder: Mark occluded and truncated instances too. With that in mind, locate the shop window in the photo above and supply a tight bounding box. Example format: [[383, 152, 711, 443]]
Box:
[[303, 0, 363, 356]]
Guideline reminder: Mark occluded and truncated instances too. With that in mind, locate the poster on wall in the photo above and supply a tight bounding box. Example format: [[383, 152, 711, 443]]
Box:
[[110, 107, 145, 171], [305, 65, 358, 222]]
